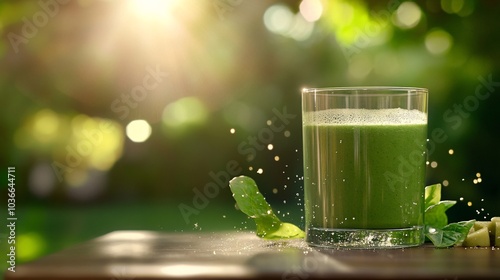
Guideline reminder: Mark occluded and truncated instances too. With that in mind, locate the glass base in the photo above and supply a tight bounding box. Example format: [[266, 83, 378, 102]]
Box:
[[306, 226, 424, 249]]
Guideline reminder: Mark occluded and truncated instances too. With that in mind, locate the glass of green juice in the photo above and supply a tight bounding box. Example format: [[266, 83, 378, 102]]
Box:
[[302, 86, 428, 248]]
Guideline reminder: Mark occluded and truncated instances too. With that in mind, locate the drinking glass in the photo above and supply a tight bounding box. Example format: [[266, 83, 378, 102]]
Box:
[[302, 87, 428, 248]]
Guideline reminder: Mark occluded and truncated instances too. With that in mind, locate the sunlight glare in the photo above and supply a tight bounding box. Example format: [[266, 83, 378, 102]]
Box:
[[128, 0, 178, 19]]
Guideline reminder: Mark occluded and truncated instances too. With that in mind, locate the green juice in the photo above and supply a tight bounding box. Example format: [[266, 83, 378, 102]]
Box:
[[303, 108, 427, 231]]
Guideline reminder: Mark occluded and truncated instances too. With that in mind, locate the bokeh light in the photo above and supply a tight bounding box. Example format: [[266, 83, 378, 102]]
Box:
[[440, 0, 474, 16], [263, 4, 314, 41], [29, 162, 56, 198], [32, 109, 60, 142], [264, 4, 294, 35], [425, 29, 453, 55], [162, 97, 208, 132], [68, 115, 123, 171], [393, 1, 422, 29], [126, 120, 152, 143], [17, 233, 46, 262], [299, 0, 323, 22]]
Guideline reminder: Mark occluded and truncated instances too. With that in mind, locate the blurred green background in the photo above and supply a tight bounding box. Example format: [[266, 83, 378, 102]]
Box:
[[1, 0, 499, 272]]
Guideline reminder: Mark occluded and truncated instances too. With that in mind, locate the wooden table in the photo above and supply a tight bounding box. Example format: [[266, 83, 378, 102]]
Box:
[[5, 231, 500, 279]]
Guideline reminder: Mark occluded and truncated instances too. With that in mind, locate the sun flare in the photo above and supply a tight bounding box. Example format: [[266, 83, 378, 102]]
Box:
[[127, 0, 180, 19]]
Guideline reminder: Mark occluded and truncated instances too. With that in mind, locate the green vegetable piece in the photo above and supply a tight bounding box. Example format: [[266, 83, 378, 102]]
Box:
[[463, 226, 490, 247], [425, 200, 456, 229], [424, 183, 441, 210], [473, 221, 495, 237], [495, 222, 500, 247], [229, 175, 305, 239], [425, 220, 475, 248]]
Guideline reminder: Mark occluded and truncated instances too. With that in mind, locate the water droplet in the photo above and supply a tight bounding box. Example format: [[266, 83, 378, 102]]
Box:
[[257, 168, 263, 174], [272, 188, 278, 194], [430, 161, 438, 168], [459, 197, 464, 201], [230, 128, 236, 134], [267, 144, 273, 150], [284, 130, 291, 137], [448, 149, 454, 155], [467, 201, 472, 207], [442, 180, 449, 186], [476, 172, 481, 178], [274, 156, 280, 161]]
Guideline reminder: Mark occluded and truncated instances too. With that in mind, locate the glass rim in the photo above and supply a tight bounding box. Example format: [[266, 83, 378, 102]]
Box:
[[302, 86, 428, 96]]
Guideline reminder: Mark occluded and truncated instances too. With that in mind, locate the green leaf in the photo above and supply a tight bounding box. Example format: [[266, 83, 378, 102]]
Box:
[[424, 183, 441, 210], [261, 222, 305, 239], [425, 200, 456, 229], [229, 175, 305, 239], [425, 220, 475, 248]]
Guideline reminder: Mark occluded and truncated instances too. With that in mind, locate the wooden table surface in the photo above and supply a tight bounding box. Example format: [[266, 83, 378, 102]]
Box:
[[5, 231, 500, 280]]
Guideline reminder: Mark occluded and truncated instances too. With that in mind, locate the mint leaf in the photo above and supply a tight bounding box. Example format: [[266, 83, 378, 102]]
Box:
[[229, 175, 305, 239], [424, 183, 474, 248], [425, 200, 456, 229], [425, 220, 475, 248], [424, 183, 441, 210]]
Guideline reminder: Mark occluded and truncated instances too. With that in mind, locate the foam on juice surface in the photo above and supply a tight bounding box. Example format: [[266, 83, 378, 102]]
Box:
[[304, 108, 427, 125]]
